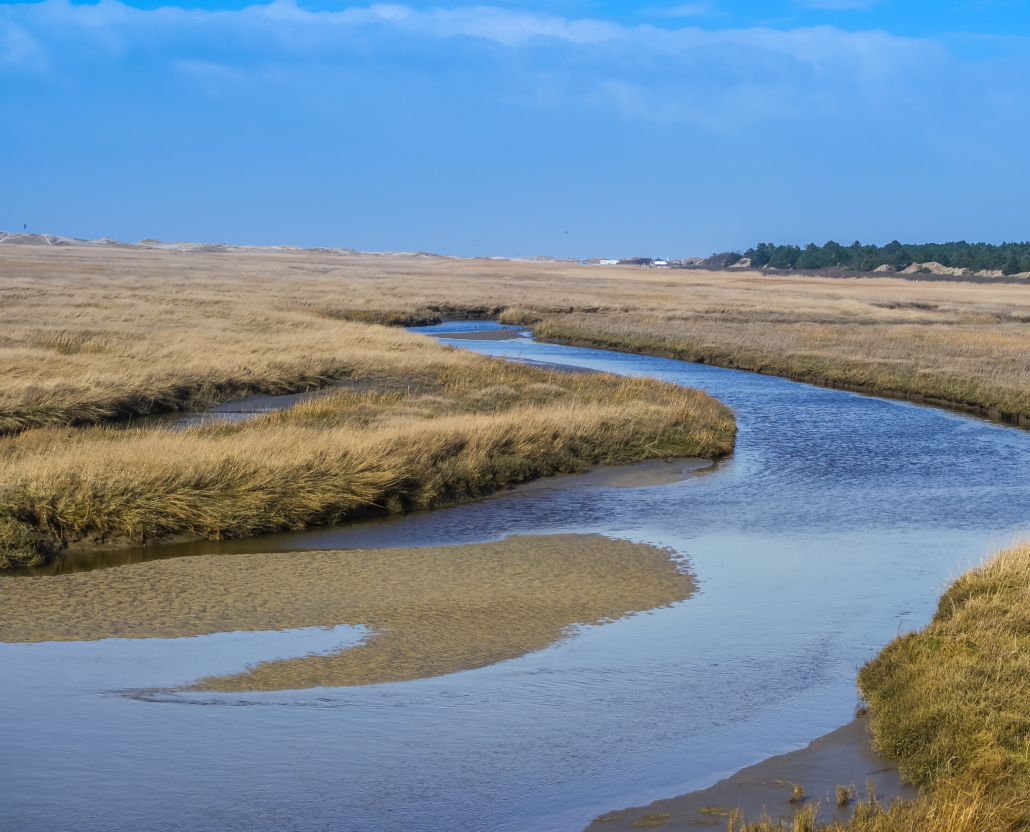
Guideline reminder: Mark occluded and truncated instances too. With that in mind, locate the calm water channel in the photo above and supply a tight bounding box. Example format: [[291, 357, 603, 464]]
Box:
[[3, 322, 1030, 831]]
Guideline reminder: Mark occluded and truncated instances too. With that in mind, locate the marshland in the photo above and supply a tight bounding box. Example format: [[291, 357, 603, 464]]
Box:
[[5, 245, 1030, 832]]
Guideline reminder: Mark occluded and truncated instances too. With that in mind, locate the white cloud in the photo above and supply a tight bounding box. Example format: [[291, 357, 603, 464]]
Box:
[[0, 18, 46, 68], [796, 0, 880, 8], [0, 0, 937, 56], [0, 0, 951, 125], [647, 3, 714, 18]]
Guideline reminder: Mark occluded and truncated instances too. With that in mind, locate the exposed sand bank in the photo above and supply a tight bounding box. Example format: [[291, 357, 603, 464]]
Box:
[[435, 326, 530, 340], [586, 716, 918, 830], [0, 534, 694, 691], [511, 458, 713, 493]]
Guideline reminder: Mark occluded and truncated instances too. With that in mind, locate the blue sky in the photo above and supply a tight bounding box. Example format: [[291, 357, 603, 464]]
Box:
[[2, 0, 1028, 257]]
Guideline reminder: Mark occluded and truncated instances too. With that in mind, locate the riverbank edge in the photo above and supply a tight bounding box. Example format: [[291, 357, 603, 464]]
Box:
[[0, 362, 737, 573], [1, 444, 732, 573], [531, 326, 1030, 429], [584, 715, 918, 830], [585, 541, 1030, 832]]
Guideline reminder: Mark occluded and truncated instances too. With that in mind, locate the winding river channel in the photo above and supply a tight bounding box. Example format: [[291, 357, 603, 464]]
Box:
[[4, 322, 1030, 831]]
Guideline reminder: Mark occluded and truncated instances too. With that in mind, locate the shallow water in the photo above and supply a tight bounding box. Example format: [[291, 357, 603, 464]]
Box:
[[4, 323, 1030, 831]]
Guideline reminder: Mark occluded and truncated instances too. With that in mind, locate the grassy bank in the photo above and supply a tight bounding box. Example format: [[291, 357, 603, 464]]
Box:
[[532, 315, 1030, 424], [0, 323, 734, 570], [728, 542, 1030, 832]]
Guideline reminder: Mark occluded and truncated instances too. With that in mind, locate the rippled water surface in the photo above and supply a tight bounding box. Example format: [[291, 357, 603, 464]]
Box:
[[4, 323, 1030, 831]]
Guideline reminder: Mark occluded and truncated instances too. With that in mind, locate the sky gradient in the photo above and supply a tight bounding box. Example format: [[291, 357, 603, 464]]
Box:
[[2, 0, 1028, 257]]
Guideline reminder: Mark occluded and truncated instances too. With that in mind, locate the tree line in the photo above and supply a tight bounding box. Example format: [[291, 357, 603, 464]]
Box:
[[729, 240, 1030, 275]]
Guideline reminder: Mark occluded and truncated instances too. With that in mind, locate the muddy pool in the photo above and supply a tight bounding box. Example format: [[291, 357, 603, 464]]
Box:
[[3, 321, 1030, 831]]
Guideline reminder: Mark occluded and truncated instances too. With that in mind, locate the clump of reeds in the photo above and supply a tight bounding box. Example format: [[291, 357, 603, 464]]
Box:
[[837, 785, 854, 807], [315, 307, 441, 327], [497, 306, 544, 325], [791, 785, 805, 804], [794, 803, 817, 832], [630, 814, 671, 828], [0, 514, 44, 569], [31, 330, 111, 354]]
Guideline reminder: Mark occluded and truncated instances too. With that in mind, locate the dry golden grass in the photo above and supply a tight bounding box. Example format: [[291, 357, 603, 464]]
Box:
[[856, 542, 1030, 828], [3, 246, 1030, 431], [0, 314, 734, 568], [534, 312, 1030, 422]]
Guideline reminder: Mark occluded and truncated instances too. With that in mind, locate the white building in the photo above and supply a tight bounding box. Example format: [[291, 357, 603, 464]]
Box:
[[599, 259, 619, 265]]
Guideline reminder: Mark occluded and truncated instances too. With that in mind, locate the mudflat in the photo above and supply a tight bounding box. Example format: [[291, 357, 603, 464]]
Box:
[[0, 534, 694, 691], [587, 716, 918, 830]]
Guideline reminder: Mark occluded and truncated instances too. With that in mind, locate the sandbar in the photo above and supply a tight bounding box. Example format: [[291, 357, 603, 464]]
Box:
[[510, 458, 713, 493], [435, 327, 530, 340], [1, 534, 694, 692]]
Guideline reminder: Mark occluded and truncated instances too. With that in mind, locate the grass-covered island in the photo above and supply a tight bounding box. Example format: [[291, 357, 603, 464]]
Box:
[[0, 285, 735, 569]]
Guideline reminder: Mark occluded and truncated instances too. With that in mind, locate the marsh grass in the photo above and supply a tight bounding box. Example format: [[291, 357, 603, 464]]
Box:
[[31, 330, 112, 355], [0, 327, 734, 566], [631, 814, 671, 828], [4, 247, 1030, 435], [533, 314, 1030, 421], [315, 307, 441, 327], [852, 542, 1030, 829], [0, 515, 44, 570]]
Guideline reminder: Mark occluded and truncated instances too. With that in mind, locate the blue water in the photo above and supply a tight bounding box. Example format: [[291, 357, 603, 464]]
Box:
[[2, 325, 1028, 832]]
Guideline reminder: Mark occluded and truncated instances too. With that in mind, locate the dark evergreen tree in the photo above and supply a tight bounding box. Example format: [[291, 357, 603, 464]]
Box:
[[735, 239, 1030, 274]]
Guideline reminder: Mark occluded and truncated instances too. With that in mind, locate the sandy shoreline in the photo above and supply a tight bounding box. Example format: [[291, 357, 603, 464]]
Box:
[[1, 534, 694, 691], [586, 715, 918, 829], [434, 326, 530, 341]]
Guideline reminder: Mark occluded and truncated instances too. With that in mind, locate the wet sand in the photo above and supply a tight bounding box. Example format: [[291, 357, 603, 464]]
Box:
[[511, 458, 713, 493], [586, 715, 918, 829], [436, 327, 530, 340], [1, 534, 694, 691]]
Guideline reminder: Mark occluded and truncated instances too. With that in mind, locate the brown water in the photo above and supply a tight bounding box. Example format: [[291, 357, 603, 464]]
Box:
[[4, 322, 1030, 831]]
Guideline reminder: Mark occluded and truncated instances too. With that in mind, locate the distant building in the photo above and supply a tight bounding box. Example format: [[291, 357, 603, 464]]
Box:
[[599, 259, 619, 265], [652, 260, 669, 268]]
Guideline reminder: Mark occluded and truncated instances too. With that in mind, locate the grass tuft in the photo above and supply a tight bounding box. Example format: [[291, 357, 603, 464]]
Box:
[[0, 514, 44, 569], [315, 307, 442, 327]]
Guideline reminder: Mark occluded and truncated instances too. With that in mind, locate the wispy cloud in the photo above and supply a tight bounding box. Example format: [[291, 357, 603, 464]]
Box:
[[1, 1, 1027, 254], [645, 3, 715, 18], [0, 1, 942, 65], [0, 17, 46, 68], [0, 0, 959, 132], [796, 0, 880, 9]]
